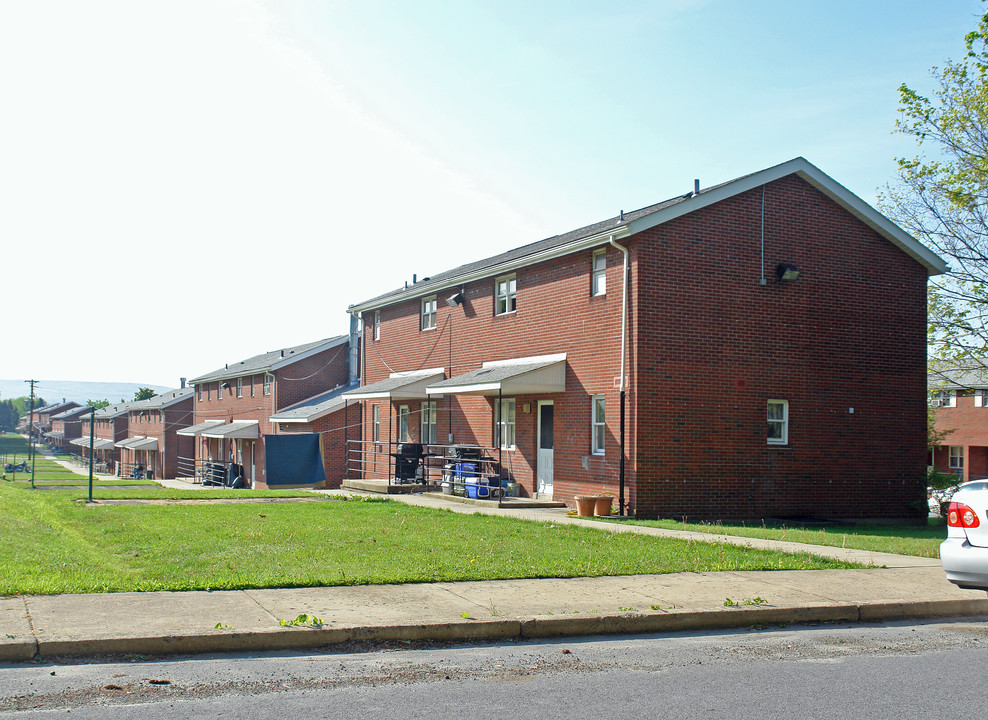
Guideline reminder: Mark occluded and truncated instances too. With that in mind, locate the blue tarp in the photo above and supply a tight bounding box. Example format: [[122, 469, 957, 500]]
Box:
[[264, 433, 326, 488]]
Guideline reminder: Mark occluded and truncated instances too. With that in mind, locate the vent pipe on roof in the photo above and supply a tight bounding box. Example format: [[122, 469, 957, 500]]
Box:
[[180, 377, 186, 389], [619, 210, 624, 222], [413, 274, 417, 284], [693, 179, 700, 197]]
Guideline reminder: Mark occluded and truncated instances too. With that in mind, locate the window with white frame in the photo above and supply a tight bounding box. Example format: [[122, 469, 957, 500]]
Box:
[[976, 389, 988, 407], [591, 394, 606, 454], [592, 249, 607, 296], [421, 296, 437, 330], [236, 377, 243, 398], [949, 445, 964, 469], [373, 310, 380, 341], [372, 404, 380, 443], [398, 405, 410, 442], [197, 386, 203, 402], [932, 390, 957, 407], [250, 376, 255, 397], [767, 399, 788, 445], [263, 375, 272, 396], [495, 274, 516, 316], [217, 382, 223, 400], [421, 401, 437, 445], [495, 398, 516, 448]]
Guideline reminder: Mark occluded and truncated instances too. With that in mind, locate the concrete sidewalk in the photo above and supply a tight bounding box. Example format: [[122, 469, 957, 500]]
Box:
[[2, 464, 985, 662]]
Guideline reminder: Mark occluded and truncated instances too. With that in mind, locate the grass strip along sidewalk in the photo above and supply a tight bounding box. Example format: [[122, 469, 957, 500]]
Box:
[[604, 517, 946, 559], [0, 476, 861, 596]]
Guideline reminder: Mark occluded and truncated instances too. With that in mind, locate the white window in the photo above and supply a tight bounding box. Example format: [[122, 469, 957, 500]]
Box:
[[495, 274, 516, 316], [592, 249, 607, 296], [398, 405, 410, 443], [976, 389, 988, 407], [421, 296, 437, 330], [591, 394, 606, 455], [932, 390, 957, 407], [495, 398, 516, 448], [373, 310, 380, 341], [217, 382, 223, 400], [197, 386, 203, 402], [372, 404, 380, 443], [250, 376, 255, 397], [767, 400, 788, 445], [949, 445, 964, 469], [263, 375, 272, 396], [420, 401, 437, 445], [236, 377, 243, 398]]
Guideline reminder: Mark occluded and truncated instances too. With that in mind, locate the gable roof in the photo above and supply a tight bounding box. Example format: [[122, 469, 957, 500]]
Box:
[[929, 364, 988, 390], [129, 387, 195, 411], [93, 399, 143, 419], [51, 405, 94, 421], [189, 336, 348, 385], [348, 157, 947, 314], [269, 385, 352, 423]]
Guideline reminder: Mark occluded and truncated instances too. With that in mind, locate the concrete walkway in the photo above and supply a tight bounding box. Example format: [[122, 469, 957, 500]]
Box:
[[2, 465, 985, 662]]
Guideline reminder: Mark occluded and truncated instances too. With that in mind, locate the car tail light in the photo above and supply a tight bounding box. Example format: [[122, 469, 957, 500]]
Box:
[[947, 502, 981, 528]]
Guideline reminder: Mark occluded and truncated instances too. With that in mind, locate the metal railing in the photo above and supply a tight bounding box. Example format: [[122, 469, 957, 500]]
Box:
[[345, 440, 506, 497]]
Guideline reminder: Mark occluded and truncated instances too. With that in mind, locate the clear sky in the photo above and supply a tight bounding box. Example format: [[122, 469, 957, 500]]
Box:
[[1, 0, 981, 389]]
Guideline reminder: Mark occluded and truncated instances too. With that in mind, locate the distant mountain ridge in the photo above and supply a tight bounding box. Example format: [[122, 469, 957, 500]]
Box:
[[0, 379, 172, 406]]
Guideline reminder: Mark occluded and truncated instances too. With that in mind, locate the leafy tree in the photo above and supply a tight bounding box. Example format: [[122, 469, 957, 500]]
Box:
[[884, 8, 988, 362], [86, 399, 110, 409], [133, 387, 156, 401]]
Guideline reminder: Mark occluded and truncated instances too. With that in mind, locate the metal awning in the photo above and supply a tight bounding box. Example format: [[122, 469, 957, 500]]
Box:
[[128, 437, 159, 451], [342, 368, 446, 401], [70, 437, 114, 450], [426, 354, 566, 396], [201, 421, 259, 439], [46, 431, 65, 439], [115, 436, 145, 449], [176, 420, 225, 437]]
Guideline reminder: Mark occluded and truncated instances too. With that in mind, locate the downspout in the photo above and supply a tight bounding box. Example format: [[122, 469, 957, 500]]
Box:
[[609, 235, 630, 516]]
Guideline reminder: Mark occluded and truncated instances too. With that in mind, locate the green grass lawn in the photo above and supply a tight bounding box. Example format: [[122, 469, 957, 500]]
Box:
[[0, 479, 863, 596], [604, 518, 946, 558]]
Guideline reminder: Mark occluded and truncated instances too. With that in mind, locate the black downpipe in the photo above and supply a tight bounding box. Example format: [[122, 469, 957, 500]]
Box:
[[619, 390, 626, 515]]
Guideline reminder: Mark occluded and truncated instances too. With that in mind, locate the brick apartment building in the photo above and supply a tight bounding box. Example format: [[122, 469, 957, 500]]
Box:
[[929, 366, 988, 483], [76, 400, 138, 471], [115, 387, 195, 480], [47, 405, 90, 451], [346, 157, 945, 522], [182, 336, 353, 488]]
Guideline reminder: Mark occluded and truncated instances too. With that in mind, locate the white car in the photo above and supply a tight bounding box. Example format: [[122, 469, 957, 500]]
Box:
[[941, 481, 988, 591]]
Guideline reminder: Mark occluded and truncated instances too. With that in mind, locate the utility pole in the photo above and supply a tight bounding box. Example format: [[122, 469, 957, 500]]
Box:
[[88, 406, 95, 503], [25, 379, 36, 489]]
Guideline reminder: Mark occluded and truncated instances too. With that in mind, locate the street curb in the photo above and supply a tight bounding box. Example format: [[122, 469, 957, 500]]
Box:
[[8, 598, 988, 661]]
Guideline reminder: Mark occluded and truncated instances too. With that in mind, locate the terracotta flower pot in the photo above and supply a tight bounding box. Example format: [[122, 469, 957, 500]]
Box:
[[594, 495, 613, 516], [575, 495, 596, 517]]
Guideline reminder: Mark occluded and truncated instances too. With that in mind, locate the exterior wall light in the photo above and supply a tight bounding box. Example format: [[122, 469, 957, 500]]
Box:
[[776, 263, 801, 281]]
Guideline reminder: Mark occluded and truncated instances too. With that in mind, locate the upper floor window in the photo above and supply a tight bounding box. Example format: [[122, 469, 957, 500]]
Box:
[[495, 274, 516, 316], [236, 378, 243, 398], [592, 249, 607, 296], [372, 404, 381, 443], [767, 399, 788, 445], [197, 386, 203, 402], [374, 310, 381, 341], [250, 376, 255, 397], [932, 390, 957, 407], [217, 381, 223, 400], [421, 296, 437, 330], [263, 375, 272, 396]]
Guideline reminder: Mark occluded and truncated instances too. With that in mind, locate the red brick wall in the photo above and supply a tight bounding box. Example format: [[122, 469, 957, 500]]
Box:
[[631, 175, 928, 521]]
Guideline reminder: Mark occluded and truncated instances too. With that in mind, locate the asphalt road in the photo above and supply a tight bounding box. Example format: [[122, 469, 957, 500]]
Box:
[[2, 618, 987, 718]]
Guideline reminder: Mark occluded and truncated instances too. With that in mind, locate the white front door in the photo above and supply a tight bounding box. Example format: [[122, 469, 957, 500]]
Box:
[[536, 400, 554, 496]]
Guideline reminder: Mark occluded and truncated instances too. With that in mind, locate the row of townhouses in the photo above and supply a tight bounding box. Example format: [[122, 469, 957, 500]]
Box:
[[36, 157, 947, 521]]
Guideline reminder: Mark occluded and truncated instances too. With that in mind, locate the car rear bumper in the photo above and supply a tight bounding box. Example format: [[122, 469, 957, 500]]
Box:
[[941, 537, 988, 590]]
